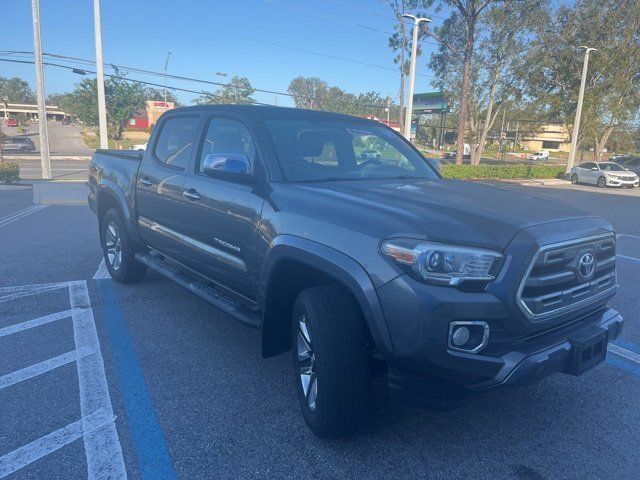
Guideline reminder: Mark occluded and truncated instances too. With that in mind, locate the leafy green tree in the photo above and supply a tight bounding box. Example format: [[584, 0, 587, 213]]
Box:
[[62, 74, 146, 140], [429, 1, 549, 164], [288, 77, 398, 117], [195, 76, 255, 105], [288, 76, 329, 109], [0, 77, 35, 103], [524, 0, 640, 160]]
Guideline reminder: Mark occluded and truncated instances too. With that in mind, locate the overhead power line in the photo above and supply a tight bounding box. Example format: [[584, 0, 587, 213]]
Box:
[[0, 56, 394, 111], [99, 0, 433, 78]]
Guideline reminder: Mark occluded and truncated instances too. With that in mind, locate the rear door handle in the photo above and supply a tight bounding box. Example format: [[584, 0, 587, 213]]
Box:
[[139, 177, 153, 187], [183, 189, 201, 201]]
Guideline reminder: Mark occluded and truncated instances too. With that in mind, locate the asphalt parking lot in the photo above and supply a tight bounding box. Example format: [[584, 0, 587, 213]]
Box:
[[0, 182, 639, 479]]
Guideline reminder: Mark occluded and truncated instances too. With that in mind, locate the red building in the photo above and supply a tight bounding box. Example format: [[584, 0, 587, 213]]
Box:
[[128, 101, 175, 130]]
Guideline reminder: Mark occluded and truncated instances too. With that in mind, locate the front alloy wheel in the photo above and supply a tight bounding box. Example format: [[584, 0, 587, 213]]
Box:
[[597, 176, 606, 188], [104, 220, 122, 271], [296, 315, 318, 411], [291, 286, 370, 438]]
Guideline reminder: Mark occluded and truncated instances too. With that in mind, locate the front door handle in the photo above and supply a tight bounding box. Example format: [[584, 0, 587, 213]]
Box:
[[183, 189, 201, 201], [139, 177, 153, 187]]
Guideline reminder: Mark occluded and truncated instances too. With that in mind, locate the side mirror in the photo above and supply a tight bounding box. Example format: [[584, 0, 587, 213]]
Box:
[[591, 167, 599, 171], [202, 153, 251, 176]]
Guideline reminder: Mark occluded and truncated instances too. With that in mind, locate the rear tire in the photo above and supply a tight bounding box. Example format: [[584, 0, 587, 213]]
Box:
[[597, 176, 606, 188], [100, 209, 147, 283], [291, 286, 370, 438], [570, 174, 578, 184]]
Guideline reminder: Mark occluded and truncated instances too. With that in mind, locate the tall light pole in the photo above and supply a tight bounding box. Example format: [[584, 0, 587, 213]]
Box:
[[31, 0, 51, 179], [163, 51, 172, 109], [402, 14, 431, 140], [566, 46, 596, 174], [93, 0, 108, 149]]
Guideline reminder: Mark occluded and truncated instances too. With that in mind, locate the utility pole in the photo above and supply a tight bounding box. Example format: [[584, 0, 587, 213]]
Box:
[[163, 51, 172, 109], [93, 0, 109, 149], [31, 0, 51, 179], [401, 14, 431, 140], [566, 46, 596, 174]]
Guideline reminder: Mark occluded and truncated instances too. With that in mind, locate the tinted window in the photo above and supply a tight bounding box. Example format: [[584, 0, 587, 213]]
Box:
[[580, 162, 595, 169], [198, 118, 256, 173], [598, 162, 624, 171], [265, 118, 436, 182], [153, 116, 199, 169]]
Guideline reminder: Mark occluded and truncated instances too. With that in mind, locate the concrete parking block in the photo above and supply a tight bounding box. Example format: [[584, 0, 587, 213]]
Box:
[[32, 181, 88, 206]]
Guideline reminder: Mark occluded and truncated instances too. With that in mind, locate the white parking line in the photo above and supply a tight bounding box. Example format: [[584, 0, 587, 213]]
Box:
[[92, 259, 111, 280], [0, 348, 94, 390], [0, 408, 115, 478], [68, 281, 126, 479], [0, 281, 126, 479], [617, 254, 640, 265], [0, 308, 84, 338], [0, 282, 69, 303], [0, 205, 49, 228], [608, 343, 640, 364], [617, 233, 640, 240]]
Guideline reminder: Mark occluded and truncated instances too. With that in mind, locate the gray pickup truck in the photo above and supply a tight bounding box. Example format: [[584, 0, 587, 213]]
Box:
[[89, 105, 623, 437]]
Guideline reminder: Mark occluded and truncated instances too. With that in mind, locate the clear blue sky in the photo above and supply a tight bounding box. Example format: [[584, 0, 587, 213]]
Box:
[[0, 0, 443, 106]]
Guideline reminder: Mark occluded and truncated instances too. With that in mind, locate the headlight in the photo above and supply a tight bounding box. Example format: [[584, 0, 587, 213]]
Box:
[[381, 239, 503, 286]]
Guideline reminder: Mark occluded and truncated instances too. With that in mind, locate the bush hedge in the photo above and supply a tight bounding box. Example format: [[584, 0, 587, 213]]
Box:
[[0, 163, 20, 184], [440, 164, 565, 180]]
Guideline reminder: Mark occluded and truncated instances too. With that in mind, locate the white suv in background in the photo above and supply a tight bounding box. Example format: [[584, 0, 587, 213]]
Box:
[[529, 150, 549, 161], [570, 162, 639, 188]]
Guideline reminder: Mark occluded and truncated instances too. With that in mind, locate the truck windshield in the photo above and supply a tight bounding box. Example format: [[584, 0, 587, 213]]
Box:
[[265, 119, 438, 182]]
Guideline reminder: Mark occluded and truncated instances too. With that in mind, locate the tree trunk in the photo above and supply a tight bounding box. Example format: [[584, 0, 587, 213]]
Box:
[[455, 32, 475, 165], [398, 20, 406, 133], [472, 69, 501, 165], [594, 124, 615, 161]]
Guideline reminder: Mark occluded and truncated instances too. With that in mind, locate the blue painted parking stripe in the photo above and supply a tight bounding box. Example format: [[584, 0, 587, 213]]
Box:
[[607, 355, 640, 377], [613, 340, 640, 356], [96, 279, 177, 480]]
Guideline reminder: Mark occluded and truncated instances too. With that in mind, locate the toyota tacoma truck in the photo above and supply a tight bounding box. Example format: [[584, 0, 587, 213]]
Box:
[[88, 105, 623, 437]]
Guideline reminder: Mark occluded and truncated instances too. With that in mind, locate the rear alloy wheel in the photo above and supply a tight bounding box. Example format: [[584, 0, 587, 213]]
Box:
[[101, 209, 147, 283], [571, 174, 578, 184], [291, 286, 370, 438], [597, 176, 607, 188]]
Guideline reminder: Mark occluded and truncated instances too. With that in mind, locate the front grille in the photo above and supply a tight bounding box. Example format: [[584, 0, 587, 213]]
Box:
[[517, 234, 616, 321]]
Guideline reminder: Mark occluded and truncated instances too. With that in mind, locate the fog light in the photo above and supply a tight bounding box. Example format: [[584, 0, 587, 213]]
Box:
[[448, 321, 490, 354], [451, 326, 470, 346]]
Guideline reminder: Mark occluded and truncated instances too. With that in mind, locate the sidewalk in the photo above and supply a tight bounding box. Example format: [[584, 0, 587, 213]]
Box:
[[31, 180, 88, 205], [487, 178, 571, 187]]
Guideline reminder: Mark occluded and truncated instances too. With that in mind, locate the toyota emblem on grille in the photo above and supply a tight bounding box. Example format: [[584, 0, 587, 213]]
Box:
[[578, 252, 596, 280]]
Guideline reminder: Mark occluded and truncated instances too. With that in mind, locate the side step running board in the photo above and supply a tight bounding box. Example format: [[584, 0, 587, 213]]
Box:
[[135, 252, 261, 329]]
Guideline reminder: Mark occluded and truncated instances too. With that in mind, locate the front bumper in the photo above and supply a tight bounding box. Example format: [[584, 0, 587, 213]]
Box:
[[386, 306, 623, 406], [606, 176, 639, 187]]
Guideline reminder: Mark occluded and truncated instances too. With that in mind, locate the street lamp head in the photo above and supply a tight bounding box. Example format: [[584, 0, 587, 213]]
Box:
[[579, 46, 597, 53], [402, 13, 431, 24]]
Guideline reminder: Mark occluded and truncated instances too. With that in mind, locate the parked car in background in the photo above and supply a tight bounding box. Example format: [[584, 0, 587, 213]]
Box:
[[131, 143, 148, 150], [1, 136, 36, 153], [616, 156, 640, 175], [529, 150, 549, 161], [6, 118, 18, 127], [570, 161, 639, 188]]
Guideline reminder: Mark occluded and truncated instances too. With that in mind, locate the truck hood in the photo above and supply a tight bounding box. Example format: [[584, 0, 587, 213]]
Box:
[[274, 178, 602, 250]]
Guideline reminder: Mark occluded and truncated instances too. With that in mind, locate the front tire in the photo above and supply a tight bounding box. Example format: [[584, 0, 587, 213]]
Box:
[[100, 209, 147, 283], [597, 176, 607, 188], [571, 174, 578, 184], [291, 286, 370, 438]]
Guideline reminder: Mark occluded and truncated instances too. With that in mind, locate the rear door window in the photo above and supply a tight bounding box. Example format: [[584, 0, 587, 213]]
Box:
[[153, 116, 200, 169]]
